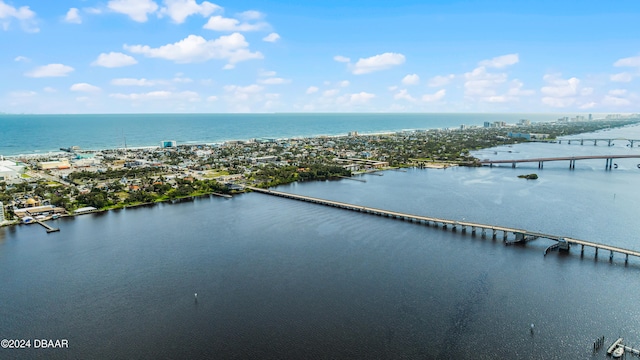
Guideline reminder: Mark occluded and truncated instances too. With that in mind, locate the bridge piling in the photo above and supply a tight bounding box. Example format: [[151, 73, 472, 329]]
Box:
[[250, 187, 640, 265]]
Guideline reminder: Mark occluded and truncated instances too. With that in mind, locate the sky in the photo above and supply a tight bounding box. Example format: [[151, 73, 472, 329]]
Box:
[[1, 0, 640, 114]]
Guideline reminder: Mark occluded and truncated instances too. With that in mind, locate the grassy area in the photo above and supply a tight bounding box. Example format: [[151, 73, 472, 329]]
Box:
[[202, 170, 230, 178]]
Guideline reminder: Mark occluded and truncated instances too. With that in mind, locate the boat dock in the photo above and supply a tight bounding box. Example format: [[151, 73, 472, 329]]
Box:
[[606, 338, 640, 357], [35, 219, 60, 233]]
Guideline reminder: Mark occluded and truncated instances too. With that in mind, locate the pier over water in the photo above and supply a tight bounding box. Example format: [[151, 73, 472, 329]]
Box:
[[247, 186, 640, 264]]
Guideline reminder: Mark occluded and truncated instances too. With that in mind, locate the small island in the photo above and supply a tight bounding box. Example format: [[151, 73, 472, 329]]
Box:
[[518, 173, 539, 180]]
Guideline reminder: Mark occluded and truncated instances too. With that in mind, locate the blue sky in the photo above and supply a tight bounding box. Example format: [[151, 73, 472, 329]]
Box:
[[1, 0, 639, 114]]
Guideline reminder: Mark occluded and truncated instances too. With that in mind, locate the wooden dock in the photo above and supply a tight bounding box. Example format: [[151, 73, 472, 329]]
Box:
[[35, 219, 60, 233], [246, 186, 640, 263]]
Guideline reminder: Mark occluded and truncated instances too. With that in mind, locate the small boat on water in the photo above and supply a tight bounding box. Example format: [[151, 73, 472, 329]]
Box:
[[612, 346, 624, 358]]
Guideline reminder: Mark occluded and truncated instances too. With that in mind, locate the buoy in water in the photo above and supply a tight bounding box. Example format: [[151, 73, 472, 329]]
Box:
[[530, 323, 534, 334]]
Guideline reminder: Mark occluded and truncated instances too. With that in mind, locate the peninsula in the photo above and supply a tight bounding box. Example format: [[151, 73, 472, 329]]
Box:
[[1, 118, 638, 226]]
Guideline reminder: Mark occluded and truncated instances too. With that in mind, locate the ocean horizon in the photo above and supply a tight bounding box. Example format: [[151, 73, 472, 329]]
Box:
[[1, 112, 580, 156]]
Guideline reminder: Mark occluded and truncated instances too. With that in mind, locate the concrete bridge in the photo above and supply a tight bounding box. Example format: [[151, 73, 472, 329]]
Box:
[[246, 186, 640, 264], [558, 137, 640, 147], [479, 154, 640, 170]]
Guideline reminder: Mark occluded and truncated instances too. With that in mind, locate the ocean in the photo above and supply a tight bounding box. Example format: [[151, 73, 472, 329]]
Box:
[[0, 113, 570, 156]]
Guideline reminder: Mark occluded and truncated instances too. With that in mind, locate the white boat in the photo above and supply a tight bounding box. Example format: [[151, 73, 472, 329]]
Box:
[[612, 347, 624, 358]]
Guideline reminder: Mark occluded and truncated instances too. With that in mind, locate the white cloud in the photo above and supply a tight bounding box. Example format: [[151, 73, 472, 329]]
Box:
[[422, 89, 446, 102], [238, 10, 263, 20], [580, 102, 597, 109], [580, 87, 594, 96], [614, 55, 640, 68], [322, 89, 339, 97], [428, 74, 454, 87], [173, 73, 193, 83], [609, 89, 627, 96], [9, 90, 36, 97], [507, 79, 535, 97], [541, 97, 575, 108], [333, 55, 350, 63], [464, 66, 507, 97], [539, 74, 583, 108], [478, 53, 519, 68], [401, 74, 420, 86], [352, 52, 405, 75], [388, 85, 398, 91], [306, 86, 319, 94], [610, 72, 634, 82], [70, 83, 101, 92], [203, 15, 268, 32], [346, 91, 376, 104], [110, 90, 200, 101], [111, 78, 164, 86], [108, 0, 159, 22], [25, 63, 74, 78], [262, 32, 280, 42], [124, 33, 263, 67], [223, 84, 264, 103], [258, 77, 290, 85], [602, 94, 631, 107], [43, 87, 57, 93], [0, 0, 38, 32], [14, 55, 29, 62], [258, 70, 276, 77], [64, 8, 81, 24], [92, 52, 138, 68], [224, 84, 263, 94], [394, 89, 416, 102], [339, 80, 350, 87], [159, 0, 220, 24], [540, 74, 580, 97], [207, 95, 218, 102]]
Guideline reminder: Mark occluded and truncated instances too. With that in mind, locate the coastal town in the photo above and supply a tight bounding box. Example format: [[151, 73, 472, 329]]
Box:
[[1, 115, 638, 227]]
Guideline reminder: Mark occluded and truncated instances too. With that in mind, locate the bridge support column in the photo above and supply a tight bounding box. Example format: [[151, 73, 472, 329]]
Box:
[[538, 161, 543, 169], [580, 139, 584, 145], [595, 247, 598, 258], [461, 226, 466, 234], [594, 140, 597, 146], [481, 229, 486, 239], [626, 254, 629, 264], [568, 140, 572, 145], [608, 139, 612, 146], [471, 226, 476, 236], [492, 229, 497, 240], [503, 231, 508, 242], [631, 140, 635, 147], [512, 162, 516, 168], [452, 224, 456, 232], [610, 251, 614, 262], [581, 244, 584, 256]]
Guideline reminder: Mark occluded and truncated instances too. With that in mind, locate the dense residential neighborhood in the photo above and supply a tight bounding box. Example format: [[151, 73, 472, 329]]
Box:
[[1, 117, 638, 226]]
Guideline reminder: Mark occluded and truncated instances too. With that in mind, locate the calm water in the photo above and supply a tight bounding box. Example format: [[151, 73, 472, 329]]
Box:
[[0, 113, 568, 156], [0, 128, 640, 359], [2, 123, 640, 359]]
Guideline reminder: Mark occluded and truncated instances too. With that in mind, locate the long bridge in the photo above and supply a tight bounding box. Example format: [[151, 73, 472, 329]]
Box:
[[246, 186, 640, 264], [558, 137, 640, 147], [479, 154, 640, 169]]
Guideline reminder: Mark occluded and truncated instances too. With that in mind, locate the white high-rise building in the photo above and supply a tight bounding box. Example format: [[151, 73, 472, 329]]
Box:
[[0, 201, 5, 223]]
